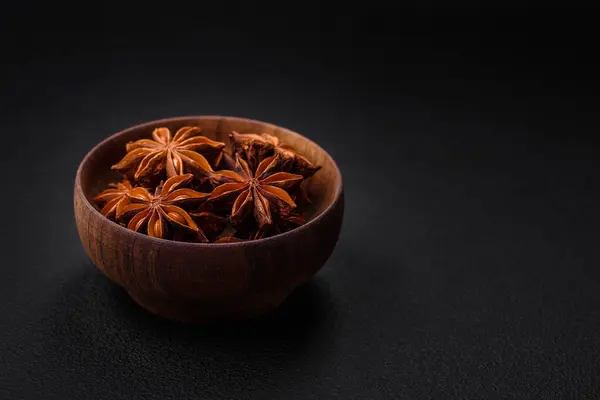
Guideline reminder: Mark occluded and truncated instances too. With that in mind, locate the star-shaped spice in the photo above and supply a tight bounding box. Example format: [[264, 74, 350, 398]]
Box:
[[188, 211, 229, 242], [214, 236, 244, 243], [273, 211, 305, 233], [207, 155, 304, 230], [230, 210, 305, 241], [93, 180, 135, 220], [112, 126, 225, 181], [230, 131, 321, 178], [119, 174, 212, 241], [229, 131, 277, 171]]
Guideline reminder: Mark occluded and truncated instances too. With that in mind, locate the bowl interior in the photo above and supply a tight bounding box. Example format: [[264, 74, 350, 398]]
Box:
[[78, 116, 342, 229]]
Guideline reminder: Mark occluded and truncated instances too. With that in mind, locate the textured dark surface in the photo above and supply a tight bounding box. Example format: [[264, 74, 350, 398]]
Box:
[[2, 7, 600, 399]]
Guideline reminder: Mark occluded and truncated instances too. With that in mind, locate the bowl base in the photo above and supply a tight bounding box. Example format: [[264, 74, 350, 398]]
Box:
[[127, 290, 286, 324]]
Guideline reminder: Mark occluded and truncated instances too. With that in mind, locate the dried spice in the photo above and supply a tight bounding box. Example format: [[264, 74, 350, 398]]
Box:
[[208, 155, 303, 230], [112, 126, 225, 182], [119, 174, 211, 241], [214, 235, 244, 243], [94, 125, 321, 242], [93, 180, 134, 220], [189, 211, 228, 242], [230, 131, 321, 177], [229, 131, 277, 171]]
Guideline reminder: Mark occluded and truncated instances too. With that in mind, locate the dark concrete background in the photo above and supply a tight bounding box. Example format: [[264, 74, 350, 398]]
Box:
[[1, 5, 600, 399]]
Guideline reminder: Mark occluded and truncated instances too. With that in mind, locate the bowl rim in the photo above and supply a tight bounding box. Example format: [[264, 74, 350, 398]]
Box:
[[75, 115, 344, 247]]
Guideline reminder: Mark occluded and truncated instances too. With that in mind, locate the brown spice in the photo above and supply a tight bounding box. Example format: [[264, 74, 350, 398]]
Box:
[[119, 174, 211, 241], [94, 125, 321, 242], [93, 180, 134, 220], [112, 126, 225, 182], [207, 154, 303, 231], [230, 131, 321, 177]]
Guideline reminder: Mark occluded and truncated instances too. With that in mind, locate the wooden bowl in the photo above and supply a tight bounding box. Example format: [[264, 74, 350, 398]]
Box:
[[73, 116, 344, 323]]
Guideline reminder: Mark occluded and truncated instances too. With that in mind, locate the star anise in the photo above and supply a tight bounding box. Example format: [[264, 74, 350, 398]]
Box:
[[119, 174, 212, 241], [229, 131, 277, 171], [230, 131, 321, 178], [275, 211, 305, 232], [207, 154, 304, 230], [112, 126, 225, 182], [189, 211, 228, 242], [232, 210, 305, 241], [93, 180, 135, 220], [214, 236, 244, 243], [94, 121, 323, 243]]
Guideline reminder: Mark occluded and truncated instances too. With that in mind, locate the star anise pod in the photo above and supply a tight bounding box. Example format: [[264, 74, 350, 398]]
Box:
[[229, 131, 321, 178], [275, 142, 321, 178], [93, 180, 135, 220], [234, 210, 305, 240], [119, 174, 211, 241], [229, 131, 277, 170], [275, 211, 305, 233], [188, 211, 228, 242], [207, 154, 304, 230], [214, 236, 245, 243], [112, 126, 225, 182]]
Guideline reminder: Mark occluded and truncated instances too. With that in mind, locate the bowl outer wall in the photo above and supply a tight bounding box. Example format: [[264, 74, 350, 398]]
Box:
[[73, 116, 344, 322]]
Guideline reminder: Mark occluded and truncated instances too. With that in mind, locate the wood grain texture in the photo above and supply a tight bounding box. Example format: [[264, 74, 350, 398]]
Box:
[[73, 116, 344, 323]]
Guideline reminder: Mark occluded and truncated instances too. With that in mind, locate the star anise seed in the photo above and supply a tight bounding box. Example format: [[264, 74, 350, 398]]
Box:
[[229, 131, 277, 170], [229, 131, 321, 178], [188, 211, 229, 242], [93, 180, 135, 220], [207, 154, 303, 230], [112, 126, 225, 181], [119, 174, 211, 241], [214, 236, 245, 243]]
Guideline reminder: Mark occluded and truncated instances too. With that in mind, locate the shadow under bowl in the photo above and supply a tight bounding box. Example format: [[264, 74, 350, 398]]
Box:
[[73, 116, 344, 323]]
